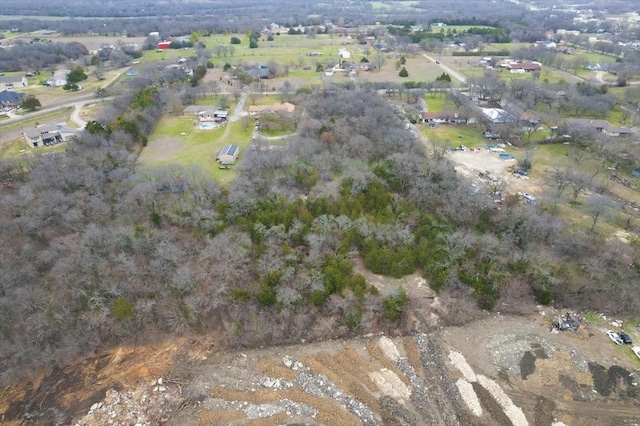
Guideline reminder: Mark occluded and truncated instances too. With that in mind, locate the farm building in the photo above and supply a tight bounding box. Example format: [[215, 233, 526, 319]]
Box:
[[217, 145, 240, 164], [157, 41, 171, 49]]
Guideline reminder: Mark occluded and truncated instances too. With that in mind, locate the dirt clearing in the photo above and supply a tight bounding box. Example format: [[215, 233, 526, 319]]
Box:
[[448, 149, 543, 195], [137, 136, 184, 165]]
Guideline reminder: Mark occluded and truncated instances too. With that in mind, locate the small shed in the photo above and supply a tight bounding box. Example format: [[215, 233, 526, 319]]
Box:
[[217, 145, 240, 164], [157, 41, 171, 49]]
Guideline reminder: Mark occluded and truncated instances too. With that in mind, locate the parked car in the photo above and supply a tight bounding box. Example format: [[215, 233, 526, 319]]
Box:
[[619, 331, 633, 345], [607, 330, 623, 345], [632, 346, 640, 360]]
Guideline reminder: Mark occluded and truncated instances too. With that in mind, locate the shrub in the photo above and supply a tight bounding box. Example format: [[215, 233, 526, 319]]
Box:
[[231, 288, 251, 303], [112, 296, 134, 321], [399, 67, 409, 77], [383, 289, 408, 322]]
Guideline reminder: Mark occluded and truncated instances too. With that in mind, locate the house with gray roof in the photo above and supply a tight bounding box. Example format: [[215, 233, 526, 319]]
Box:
[[566, 118, 635, 137], [47, 69, 70, 87], [0, 76, 28, 91], [0, 90, 24, 108], [23, 124, 79, 148]]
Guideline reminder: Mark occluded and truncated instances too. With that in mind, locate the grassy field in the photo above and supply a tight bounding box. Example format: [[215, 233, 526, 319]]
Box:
[[200, 33, 357, 68], [138, 114, 253, 183]]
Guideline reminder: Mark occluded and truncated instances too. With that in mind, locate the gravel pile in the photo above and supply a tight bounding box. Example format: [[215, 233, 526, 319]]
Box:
[[200, 397, 317, 420], [395, 357, 439, 425], [283, 356, 379, 425], [449, 351, 477, 382], [487, 333, 558, 380], [416, 333, 464, 426], [377, 336, 401, 362], [455, 378, 483, 416], [477, 374, 528, 426], [74, 379, 181, 426], [369, 368, 411, 400]]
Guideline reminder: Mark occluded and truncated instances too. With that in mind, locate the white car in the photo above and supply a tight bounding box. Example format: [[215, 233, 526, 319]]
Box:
[[607, 330, 623, 345], [633, 346, 640, 360]]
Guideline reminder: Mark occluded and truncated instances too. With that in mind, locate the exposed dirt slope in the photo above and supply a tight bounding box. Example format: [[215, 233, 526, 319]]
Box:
[[3, 313, 639, 426]]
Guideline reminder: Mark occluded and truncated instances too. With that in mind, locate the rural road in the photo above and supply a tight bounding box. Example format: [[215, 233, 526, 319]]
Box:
[[423, 54, 468, 84]]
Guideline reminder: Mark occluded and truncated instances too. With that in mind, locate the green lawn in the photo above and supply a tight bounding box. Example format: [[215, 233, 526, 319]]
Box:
[[420, 123, 486, 148], [423, 96, 450, 113]]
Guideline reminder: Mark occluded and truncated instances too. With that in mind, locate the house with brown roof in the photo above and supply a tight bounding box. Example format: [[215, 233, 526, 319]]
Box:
[[421, 111, 470, 125], [507, 62, 542, 73]]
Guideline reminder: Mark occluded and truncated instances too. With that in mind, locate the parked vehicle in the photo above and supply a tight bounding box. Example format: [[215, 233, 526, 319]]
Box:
[[619, 331, 633, 345], [632, 346, 640, 360], [607, 330, 623, 345]]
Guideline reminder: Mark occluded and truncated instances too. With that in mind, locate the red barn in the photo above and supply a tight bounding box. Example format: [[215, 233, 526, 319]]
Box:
[[157, 41, 171, 49]]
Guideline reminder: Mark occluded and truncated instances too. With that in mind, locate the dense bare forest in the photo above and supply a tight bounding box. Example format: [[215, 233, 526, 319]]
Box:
[[1, 85, 638, 388]]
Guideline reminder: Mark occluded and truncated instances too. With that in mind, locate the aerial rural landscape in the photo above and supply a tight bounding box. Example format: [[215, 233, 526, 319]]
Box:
[[1, 0, 639, 424]]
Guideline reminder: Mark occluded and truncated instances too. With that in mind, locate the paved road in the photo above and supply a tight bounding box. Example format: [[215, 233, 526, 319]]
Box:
[[423, 54, 468, 84], [1, 97, 110, 127]]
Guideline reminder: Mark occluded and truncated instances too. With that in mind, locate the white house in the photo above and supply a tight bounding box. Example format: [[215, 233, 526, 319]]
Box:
[[47, 69, 70, 87], [338, 48, 351, 60]]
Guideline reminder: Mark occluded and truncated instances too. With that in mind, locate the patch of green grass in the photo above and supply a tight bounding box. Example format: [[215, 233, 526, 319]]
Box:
[[0, 139, 30, 158], [423, 96, 449, 113], [422, 124, 486, 148], [585, 312, 601, 324]]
